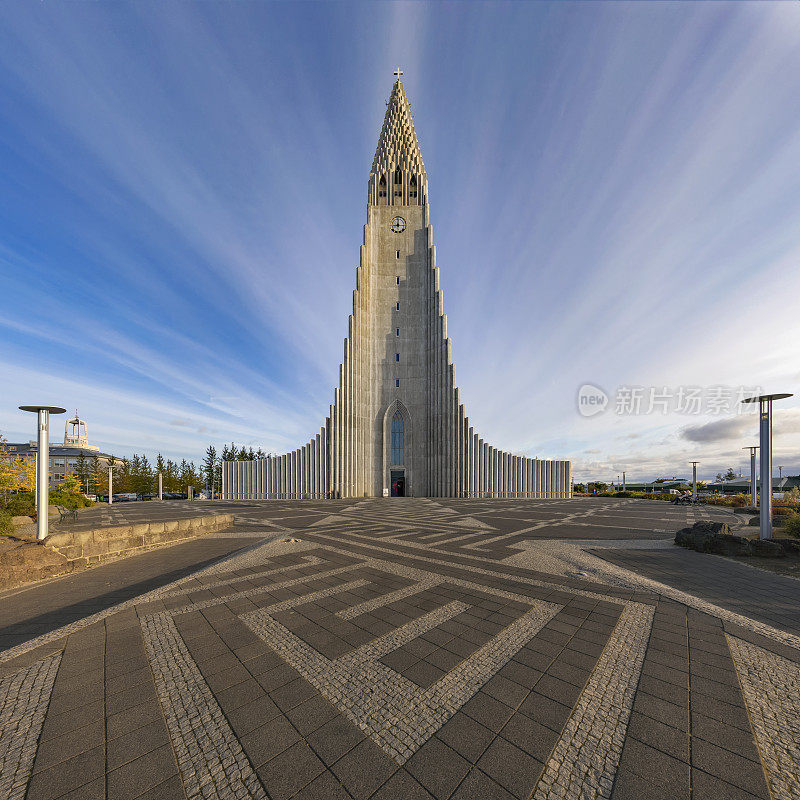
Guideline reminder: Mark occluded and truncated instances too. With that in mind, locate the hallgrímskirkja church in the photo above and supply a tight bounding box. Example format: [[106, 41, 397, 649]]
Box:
[[222, 76, 571, 499]]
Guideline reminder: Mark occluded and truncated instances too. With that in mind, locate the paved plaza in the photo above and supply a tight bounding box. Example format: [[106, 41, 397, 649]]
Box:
[[1, 498, 799, 800]]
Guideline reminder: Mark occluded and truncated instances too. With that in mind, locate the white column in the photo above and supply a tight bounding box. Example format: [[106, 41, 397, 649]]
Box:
[[484, 441, 490, 497], [471, 431, 477, 498], [320, 429, 325, 498], [316, 432, 322, 498], [477, 439, 484, 497]]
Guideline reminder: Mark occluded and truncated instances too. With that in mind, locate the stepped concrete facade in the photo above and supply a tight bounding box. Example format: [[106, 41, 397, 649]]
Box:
[[222, 79, 571, 499]]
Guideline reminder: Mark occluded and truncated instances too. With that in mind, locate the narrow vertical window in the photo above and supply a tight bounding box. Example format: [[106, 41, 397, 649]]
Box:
[[396, 276, 400, 285], [395, 379, 400, 388], [391, 410, 404, 464], [396, 302, 400, 310], [396, 328, 400, 336], [396, 250, 400, 259], [395, 353, 399, 362]]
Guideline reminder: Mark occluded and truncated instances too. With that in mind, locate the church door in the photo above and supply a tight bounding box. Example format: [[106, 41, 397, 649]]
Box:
[[391, 470, 405, 497]]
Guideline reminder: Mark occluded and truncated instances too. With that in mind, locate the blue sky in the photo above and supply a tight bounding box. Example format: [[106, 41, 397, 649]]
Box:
[[2, 2, 799, 482]]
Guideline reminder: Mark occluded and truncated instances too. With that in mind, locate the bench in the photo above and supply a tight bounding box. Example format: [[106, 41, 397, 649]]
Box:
[[55, 506, 78, 523]]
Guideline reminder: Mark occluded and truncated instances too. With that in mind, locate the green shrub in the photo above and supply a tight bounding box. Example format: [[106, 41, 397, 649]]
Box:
[[784, 487, 800, 503], [783, 513, 800, 539], [48, 476, 95, 511], [0, 509, 13, 536], [2, 491, 35, 516]]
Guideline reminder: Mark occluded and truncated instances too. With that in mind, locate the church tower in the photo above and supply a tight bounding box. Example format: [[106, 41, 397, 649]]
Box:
[[347, 76, 435, 497], [222, 76, 571, 500]]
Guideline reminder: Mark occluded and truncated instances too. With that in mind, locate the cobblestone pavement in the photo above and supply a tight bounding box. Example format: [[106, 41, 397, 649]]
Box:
[[0, 498, 797, 800]]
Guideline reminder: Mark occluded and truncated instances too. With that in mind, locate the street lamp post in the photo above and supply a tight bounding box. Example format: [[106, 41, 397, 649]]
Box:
[[742, 446, 758, 508], [741, 393, 793, 540], [690, 462, 699, 501], [18, 405, 66, 541]]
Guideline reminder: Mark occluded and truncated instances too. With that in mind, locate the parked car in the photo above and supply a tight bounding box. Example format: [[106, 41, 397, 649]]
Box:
[[113, 492, 139, 502]]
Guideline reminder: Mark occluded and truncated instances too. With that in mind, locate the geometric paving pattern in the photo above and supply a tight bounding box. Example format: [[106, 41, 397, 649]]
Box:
[[0, 497, 797, 800]]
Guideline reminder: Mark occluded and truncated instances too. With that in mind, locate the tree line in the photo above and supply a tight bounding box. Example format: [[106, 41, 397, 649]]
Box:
[[200, 444, 273, 493], [71, 452, 204, 496], [2, 433, 274, 498]]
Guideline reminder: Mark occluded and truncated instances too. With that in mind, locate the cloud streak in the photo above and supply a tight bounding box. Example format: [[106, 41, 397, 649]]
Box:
[[1, 3, 799, 480]]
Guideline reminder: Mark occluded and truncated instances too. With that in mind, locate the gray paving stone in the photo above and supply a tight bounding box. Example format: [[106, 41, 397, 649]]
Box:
[[1, 499, 793, 800], [406, 737, 470, 799]]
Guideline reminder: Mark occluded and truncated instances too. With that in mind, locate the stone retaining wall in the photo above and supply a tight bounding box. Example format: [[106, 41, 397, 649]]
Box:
[[45, 514, 235, 567], [0, 513, 235, 591]]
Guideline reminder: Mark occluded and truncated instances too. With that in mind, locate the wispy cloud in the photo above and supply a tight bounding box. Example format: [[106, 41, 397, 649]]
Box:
[[0, 3, 798, 479]]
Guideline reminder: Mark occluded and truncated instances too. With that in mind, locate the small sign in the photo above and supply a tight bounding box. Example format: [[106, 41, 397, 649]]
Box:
[[383, 488, 389, 497]]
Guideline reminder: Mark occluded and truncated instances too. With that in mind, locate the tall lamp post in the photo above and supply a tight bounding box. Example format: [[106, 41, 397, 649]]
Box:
[[18, 405, 66, 541], [742, 446, 758, 508], [741, 393, 793, 540], [107, 462, 120, 505], [690, 462, 699, 501]]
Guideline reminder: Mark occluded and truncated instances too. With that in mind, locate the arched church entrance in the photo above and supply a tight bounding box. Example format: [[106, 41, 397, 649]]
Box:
[[389, 407, 406, 497]]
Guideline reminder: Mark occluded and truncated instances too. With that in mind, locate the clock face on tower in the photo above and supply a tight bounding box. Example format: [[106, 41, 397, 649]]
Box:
[[390, 216, 406, 233]]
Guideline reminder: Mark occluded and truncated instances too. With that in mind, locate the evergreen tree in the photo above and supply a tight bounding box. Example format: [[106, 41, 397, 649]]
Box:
[[139, 455, 154, 495], [203, 446, 217, 491], [90, 454, 102, 494], [164, 459, 179, 492], [247, 447, 255, 461], [117, 458, 131, 493], [127, 454, 154, 495], [237, 446, 248, 461], [179, 459, 191, 491], [156, 453, 165, 476], [255, 448, 266, 459], [74, 452, 90, 493]]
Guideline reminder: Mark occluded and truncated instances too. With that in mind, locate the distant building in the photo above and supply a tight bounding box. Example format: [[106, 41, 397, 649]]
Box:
[[618, 481, 689, 493], [5, 413, 117, 488], [705, 476, 800, 495]]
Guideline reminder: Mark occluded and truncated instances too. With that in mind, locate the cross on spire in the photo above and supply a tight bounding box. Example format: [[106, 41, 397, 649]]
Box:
[[393, 68, 403, 82]]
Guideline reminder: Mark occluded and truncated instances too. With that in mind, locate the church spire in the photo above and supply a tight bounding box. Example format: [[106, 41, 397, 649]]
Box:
[[369, 75, 427, 207]]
